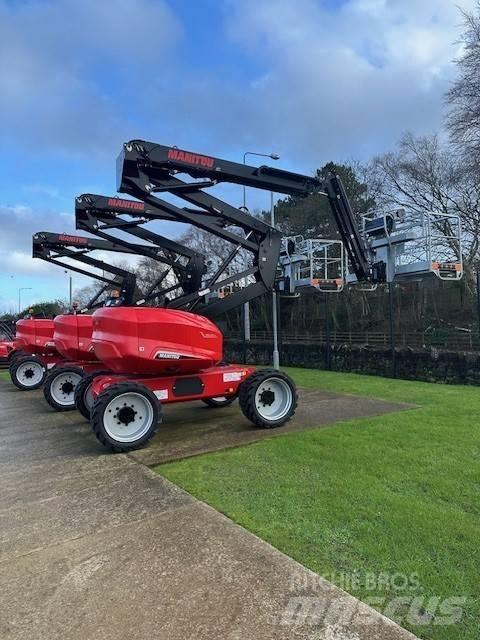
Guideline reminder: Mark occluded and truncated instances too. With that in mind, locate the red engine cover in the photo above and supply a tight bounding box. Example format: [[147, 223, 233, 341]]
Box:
[[92, 307, 223, 375], [54, 314, 97, 362], [15, 319, 57, 354]]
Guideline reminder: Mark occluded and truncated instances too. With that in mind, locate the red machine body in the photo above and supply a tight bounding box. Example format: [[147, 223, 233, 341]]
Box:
[[15, 319, 58, 355], [90, 306, 254, 410], [54, 314, 97, 362], [91, 307, 223, 375], [0, 340, 16, 358]]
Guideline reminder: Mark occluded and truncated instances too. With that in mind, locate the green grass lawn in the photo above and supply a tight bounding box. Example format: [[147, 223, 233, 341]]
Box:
[[0, 370, 9, 380], [156, 369, 480, 640]]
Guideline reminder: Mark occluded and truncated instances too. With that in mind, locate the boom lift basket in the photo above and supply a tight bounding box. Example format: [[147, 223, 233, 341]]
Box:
[[279, 237, 345, 293], [346, 210, 463, 284], [392, 212, 463, 281]]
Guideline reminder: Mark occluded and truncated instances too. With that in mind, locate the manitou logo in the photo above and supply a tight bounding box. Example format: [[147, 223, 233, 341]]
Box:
[[58, 234, 88, 245], [167, 148, 215, 169], [107, 198, 145, 211]]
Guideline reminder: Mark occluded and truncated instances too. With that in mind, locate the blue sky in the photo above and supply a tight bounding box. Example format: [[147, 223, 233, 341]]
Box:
[[0, 0, 475, 312]]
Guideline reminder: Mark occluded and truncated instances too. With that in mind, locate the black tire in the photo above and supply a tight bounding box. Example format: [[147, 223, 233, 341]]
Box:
[[239, 369, 298, 428], [91, 382, 161, 452], [43, 366, 84, 411], [74, 370, 111, 421], [202, 395, 237, 408], [8, 349, 28, 363], [9, 355, 47, 391]]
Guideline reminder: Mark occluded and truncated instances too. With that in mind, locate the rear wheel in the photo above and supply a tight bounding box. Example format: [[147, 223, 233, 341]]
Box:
[[43, 366, 84, 411], [10, 356, 47, 391], [91, 382, 161, 452], [202, 395, 237, 408], [239, 369, 297, 428], [74, 370, 111, 421]]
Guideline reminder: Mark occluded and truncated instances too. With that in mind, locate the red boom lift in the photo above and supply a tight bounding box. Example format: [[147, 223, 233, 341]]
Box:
[[12, 227, 202, 399], [8, 232, 141, 393], [73, 140, 381, 452]]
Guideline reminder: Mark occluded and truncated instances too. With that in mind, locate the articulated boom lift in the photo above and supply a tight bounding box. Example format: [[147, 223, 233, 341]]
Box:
[[76, 141, 463, 453], [82, 140, 389, 453]]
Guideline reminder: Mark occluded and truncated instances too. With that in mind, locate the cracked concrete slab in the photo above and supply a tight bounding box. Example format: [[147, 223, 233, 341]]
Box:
[[0, 379, 418, 639]]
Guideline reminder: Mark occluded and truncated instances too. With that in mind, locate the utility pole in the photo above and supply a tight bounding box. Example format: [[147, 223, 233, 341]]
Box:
[[65, 270, 72, 306]]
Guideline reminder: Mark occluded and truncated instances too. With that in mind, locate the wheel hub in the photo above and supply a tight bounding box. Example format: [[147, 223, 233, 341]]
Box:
[[23, 368, 34, 380], [61, 381, 74, 395], [115, 404, 137, 426], [259, 389, 275, 406]]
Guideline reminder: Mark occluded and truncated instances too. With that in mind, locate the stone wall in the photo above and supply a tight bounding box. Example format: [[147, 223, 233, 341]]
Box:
[[224, 340, 480, 385]]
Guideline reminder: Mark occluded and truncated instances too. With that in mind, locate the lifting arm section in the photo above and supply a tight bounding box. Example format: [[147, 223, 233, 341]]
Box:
[[33, 231, 140, 308], [75, 193, 206, 295], [32, 231, 180, 309]]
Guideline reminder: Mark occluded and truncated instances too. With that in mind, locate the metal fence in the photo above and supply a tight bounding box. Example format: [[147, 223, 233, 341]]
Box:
[[224, 329, 480, 352]]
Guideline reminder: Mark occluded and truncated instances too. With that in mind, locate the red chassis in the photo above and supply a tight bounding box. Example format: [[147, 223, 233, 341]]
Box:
[[0, 340, 16, 360], [90, 363, 255, 404]]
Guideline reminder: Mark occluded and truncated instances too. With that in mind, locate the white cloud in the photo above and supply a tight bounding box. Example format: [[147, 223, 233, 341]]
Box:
[[0, 0, 181, 157], [23, 185, 61, 199], [0, 203, 147, 307], [168, 0, 475, 169]]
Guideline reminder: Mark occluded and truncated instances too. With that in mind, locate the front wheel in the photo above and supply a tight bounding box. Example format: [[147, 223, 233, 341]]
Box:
[[10, 356, 47, 391], [74, 370, 111, 421], [91, 382, 161, 452], [239, 369, 297, 428], [43, 366, 84, 411]]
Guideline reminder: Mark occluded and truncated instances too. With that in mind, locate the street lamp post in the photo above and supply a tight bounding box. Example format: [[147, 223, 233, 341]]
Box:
[[242, 151, 280, 363], [270, 190, 280, 370], [18, 287, 32, 314], [64, 270, 72, 306]]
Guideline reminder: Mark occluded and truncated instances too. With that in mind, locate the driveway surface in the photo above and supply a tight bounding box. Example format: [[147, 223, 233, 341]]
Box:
[[0, 379, 418, 640]]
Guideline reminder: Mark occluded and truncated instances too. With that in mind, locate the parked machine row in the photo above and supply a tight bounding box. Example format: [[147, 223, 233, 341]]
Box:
[[1, 140, 463, 452]]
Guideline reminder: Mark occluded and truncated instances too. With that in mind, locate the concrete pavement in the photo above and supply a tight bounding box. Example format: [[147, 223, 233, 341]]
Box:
[[0, 379, 418, 640]]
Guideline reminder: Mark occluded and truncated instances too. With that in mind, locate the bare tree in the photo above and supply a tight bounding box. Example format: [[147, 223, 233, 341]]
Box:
[[370, 133, 480, 277], [179, 226, 251, 282], [446, 2, 480, 168], [72, 283, 105, 308]]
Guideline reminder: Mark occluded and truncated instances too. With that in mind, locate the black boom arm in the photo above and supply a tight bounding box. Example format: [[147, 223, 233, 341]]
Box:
[[32, 231, 140, 308], [75, 193, 207, 296], [111, 140, 376, 317]]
